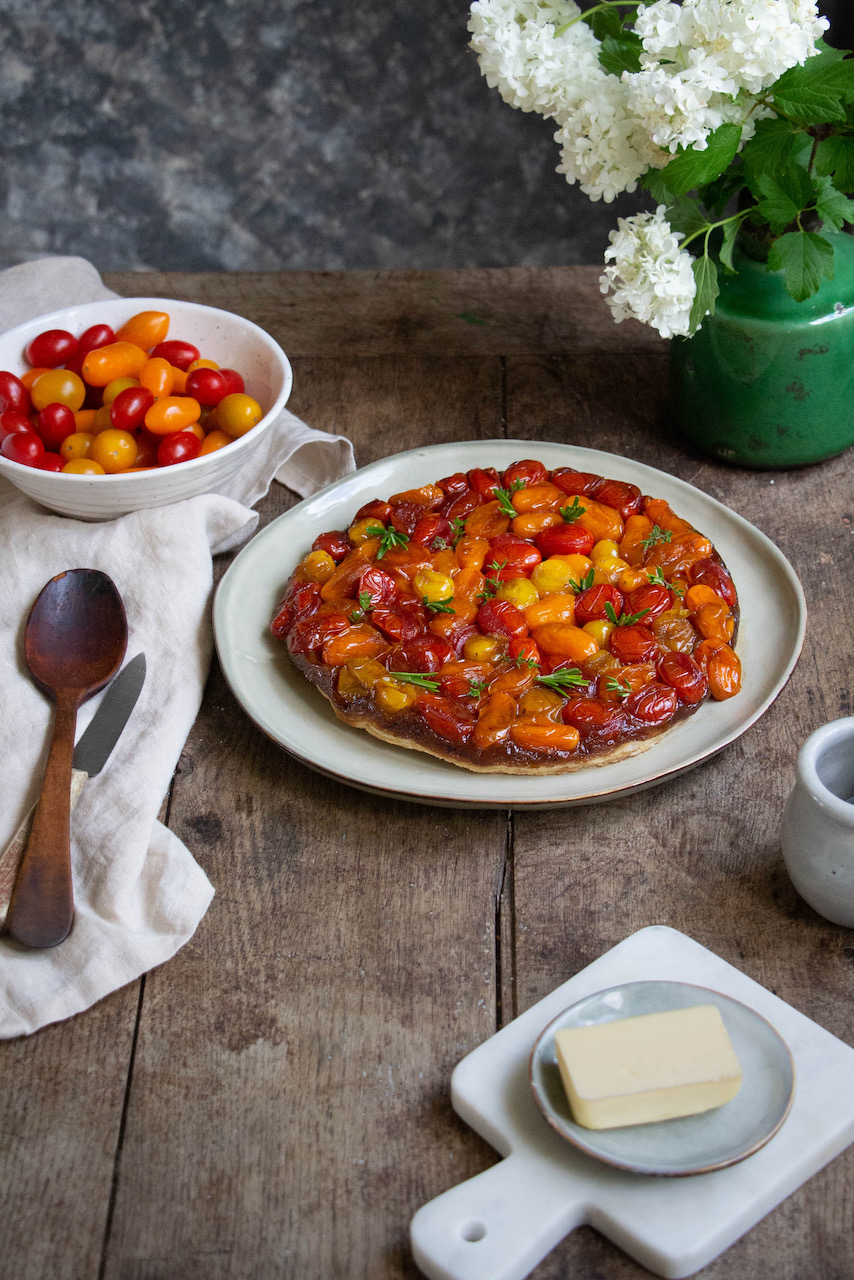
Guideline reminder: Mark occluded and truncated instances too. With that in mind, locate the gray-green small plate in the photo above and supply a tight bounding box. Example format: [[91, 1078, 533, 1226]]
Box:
[[529, 980, 796, 1177]]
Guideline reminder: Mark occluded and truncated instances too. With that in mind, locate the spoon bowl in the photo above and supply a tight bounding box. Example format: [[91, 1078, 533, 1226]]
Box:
[[7, 569, 127, 948]]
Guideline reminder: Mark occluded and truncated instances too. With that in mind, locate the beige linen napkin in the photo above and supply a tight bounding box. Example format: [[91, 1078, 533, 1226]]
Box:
[[0, 257, 355, 1038]]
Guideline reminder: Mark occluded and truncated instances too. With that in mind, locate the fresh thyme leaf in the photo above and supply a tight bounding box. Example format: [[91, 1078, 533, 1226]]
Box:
[[560, 497, 586, 524], [386, 671, 440, 691], [493, 487, 518, 517], [510, 477, 526, 492], [423, 596, 456, 614], [467, 678, 488, 697], [606, 676, 633, 696], [515, 655, 540, 669], [449, 517, 467, 546], [430, 537, 449, 551], [536, 668, 587, 693], [640, 524, 672, 551], [349, 590, 374, 623], [366, 525, 410, 558], [646, 566, 685, 597], [568, 567, 595, 593]]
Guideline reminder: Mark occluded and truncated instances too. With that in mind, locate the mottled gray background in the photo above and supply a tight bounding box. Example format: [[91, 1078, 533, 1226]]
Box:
[[0, 0, 850, 274]]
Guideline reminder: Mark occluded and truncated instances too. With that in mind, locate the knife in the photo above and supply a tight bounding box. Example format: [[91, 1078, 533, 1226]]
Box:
[[0, 652, 146, 929]]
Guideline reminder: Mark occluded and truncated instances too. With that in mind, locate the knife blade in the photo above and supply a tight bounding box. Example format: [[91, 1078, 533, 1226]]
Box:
[[0, 652, 147, 928]]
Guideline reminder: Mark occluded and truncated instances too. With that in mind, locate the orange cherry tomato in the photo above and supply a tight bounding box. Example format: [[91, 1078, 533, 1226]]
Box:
[[170, 365, 187, 393], [114, 310, 170, 349], [81, 342, 148, 387], [59, 431, 95, 462], [91, 428, 138, 473], [30, 368, 86, 412], [143, 395, 202, 435], [187, 358, 219, 372], [21, 367, 51, 391], [199, 428, 235, 455], [215, 392, 263, 438], [73, 409, 97, 432], [139, 357, 175, 398], [62, 458, 106, 475]]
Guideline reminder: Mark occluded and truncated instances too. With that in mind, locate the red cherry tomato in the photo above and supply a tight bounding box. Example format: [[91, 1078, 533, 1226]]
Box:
[[37, 451, 65, 472], [157, 430, 202, 467], [0, 409, 33, 443], [218, 367, 245, 395], [390, 501, 426, 537], [658, 651, 708, 704], [354, 498, 393, 523], [625, 584, 672, 621], [77, 323, 116, 355], [573, 584, 624, 625], [441, 488, 481, 521], [312, 530, 352, 562], [561, 698, 625, 736], [371, 604, 425, 643], [411, 513, 452, 548], [590, 478, 643, 519], [393, 635, 454, 672], [358, 566, 398, 606], [688, 558, 737, 607], [625, 683, 679, 724], [287, 613, 350, 656], [508, 637, 541, 666], [36, 402, 76, 450], [467, 467, 501, 499], [476, 598, 528, 639], [150, 339, 200, 370], [185, 367, 228, 406], [502, 459, 549, 488], [110, 385, 155, 431], [25, 329, 78, 368], [534, 523, 595, 558], [2, 429, 45, 467], [485, 535, 542, 578], [415, 693, 475, 744], [437, 472, 469, 500], [551, 468, 603, 497], [0, 371, 30, 414], [609, 624, 658, 664]]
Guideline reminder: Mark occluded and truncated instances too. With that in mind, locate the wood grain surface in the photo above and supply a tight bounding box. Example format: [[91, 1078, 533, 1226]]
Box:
[[1, 267, 852, 1280]]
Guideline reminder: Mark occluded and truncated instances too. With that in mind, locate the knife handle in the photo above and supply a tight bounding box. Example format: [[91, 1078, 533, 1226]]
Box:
[[0, 769, 88, 931]]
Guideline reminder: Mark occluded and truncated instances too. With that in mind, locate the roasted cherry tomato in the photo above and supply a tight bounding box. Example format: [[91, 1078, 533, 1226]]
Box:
[[157, 430, 202, 467], [551, 467, 603, 496], [688, 557, 737, 608], [573, 584, 623, 625], [437, 471, 469, 500], [312, 530, 352, 562], [372, 605, 425, 642], [534, 523, 595, 559], [415, 693, 475, 744], [561, 697, 624, 736], [485, 535, 542, 579], [625, 584, 672, 621], [441, 488, 481, 521], [625, 683, 678, 724], [392, 635, 454, 672], [467, 467, 501, 499], [411, 513, 453, 548], [658, 651, 708, 704], [590, 477, 643, 519], [358, 566, 398, 607], [476, 598, 528, 640], [609, 623, 658, 664], [502, 459, 548, 488], [25, 329, 78, 368], [390, 501, 426, 536]]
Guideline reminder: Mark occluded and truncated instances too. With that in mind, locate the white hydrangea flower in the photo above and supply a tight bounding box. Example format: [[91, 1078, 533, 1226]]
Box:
[[468, 0, 603, 121], [599, 206, 698, 338], [554, 75, 667, 201]]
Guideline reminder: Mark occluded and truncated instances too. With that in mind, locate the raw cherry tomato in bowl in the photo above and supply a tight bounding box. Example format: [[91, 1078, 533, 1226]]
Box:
[[0, 297, 293, 519]]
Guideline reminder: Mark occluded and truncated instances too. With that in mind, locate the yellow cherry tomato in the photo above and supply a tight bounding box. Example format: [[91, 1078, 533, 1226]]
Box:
[[215, 393, 262, 438], [114, 310, 170, 349], [143, 395, 201, 435], [199, 429, 234, 455], [92, 405, 113, 432], [139, 357, 175, 398], [81, 342, 148, 387], [60, 431, 95, 462], [21, 366, 51, 391], [62, 458, 105, 475], [30, 368, 86, 412], [91, 428, 138, 473], [182, 421, 205, 441], [102, 377, 139, 406]]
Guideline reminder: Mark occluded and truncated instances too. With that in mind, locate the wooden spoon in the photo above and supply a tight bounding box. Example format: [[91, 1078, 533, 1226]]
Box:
[[7, 569, 127, 949]]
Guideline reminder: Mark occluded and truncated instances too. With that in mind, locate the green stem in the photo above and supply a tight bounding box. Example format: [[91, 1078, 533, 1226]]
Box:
[[554, 0, 641, 38], [680, 208, 751, 253]]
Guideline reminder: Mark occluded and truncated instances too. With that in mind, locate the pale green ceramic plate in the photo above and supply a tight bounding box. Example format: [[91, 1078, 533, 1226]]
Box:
[[528, 980, 796, 1177], [213, 440, 806, 808]]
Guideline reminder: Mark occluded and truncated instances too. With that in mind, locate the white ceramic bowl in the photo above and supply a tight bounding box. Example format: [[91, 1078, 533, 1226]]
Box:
[[0, 296, 293, 519]]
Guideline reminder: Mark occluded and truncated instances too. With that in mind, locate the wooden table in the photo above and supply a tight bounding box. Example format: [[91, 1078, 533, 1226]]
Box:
[[2, 267, 852, 1280]]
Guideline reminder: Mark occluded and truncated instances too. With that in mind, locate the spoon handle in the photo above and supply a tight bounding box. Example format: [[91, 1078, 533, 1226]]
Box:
[[7, 690, 80, 948]]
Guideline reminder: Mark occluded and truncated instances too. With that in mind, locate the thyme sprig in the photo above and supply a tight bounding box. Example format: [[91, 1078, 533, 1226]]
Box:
[[366, 525, 410, 558], [560, 497, 587, 524], [640, 524, 672, 552], [349, 590, 374, 623]]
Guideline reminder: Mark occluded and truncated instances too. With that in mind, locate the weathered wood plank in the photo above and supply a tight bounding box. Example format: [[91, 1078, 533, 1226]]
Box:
[[104, 267, 667, 358]]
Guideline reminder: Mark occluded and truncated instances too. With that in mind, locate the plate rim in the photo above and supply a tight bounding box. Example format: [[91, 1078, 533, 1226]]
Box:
[[213, 439, 807, 809], [527, 978, 797, 1178]]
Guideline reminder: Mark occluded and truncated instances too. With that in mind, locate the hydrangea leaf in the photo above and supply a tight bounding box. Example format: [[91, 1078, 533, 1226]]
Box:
[[754, 168, 815, 233], [812, 175, 852, 232], [767, 231, 835, 302], [689, 255, 719, 334], [815, 135, 854, 195], [771, 48, 854, 125], [598, 33, 642, 76], [657, 124, 743, 197]]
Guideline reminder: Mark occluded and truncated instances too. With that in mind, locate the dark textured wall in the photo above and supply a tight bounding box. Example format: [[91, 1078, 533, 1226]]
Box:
[[0, 0, 849, 274]]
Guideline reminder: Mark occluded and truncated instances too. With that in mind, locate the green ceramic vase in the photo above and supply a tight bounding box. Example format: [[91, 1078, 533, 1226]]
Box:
[[669, 231, 854, 468]]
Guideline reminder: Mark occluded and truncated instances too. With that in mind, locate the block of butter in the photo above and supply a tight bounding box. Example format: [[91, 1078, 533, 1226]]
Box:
[[554, 1004, 742, 1131]]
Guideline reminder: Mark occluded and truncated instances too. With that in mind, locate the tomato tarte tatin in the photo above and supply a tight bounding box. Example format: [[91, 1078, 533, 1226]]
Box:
[[270, 459, 742, 773]]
